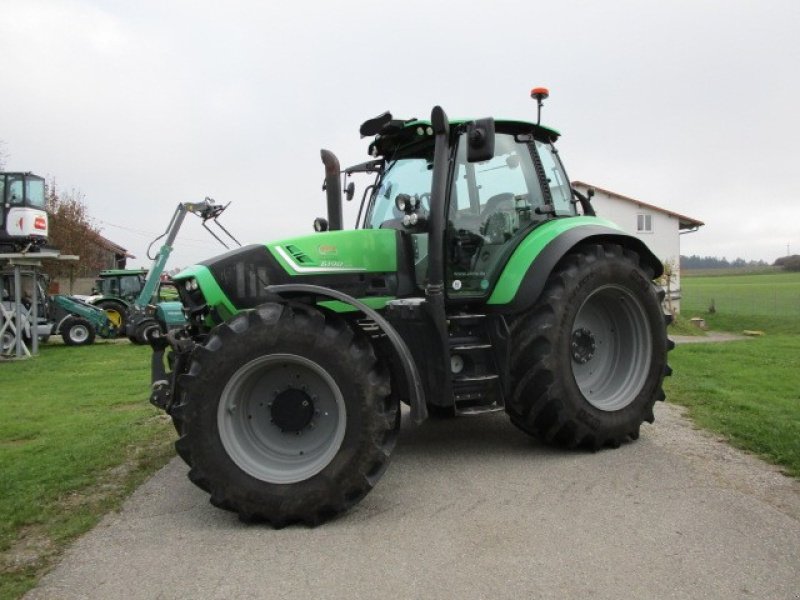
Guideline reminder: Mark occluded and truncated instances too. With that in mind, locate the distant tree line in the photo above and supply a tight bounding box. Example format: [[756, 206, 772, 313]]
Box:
[[680, 255, 768, 269], [774, 255, 800, 272], [681, 254, 800, 272]]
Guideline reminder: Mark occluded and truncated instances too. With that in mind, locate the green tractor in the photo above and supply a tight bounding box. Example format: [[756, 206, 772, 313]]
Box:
[[88, 269, 179, 336], [88, 269, 148, 333], [149, 92, 672, 526]]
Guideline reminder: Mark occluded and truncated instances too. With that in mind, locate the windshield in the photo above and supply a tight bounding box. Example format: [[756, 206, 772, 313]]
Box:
[[365, 157, 433, 229]]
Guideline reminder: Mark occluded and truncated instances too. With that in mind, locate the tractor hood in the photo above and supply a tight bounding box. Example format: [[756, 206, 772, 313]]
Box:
[[173, 229, 409, 320]]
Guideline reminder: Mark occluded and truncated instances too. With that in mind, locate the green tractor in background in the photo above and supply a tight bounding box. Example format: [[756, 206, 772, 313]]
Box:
[[149, 91, 673, 526], [88, 269, 179, 337], [87, 269, 148, 334]]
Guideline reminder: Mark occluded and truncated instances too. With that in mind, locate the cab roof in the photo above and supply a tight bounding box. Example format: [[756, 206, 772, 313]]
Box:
[[365, 117, 560, 158]]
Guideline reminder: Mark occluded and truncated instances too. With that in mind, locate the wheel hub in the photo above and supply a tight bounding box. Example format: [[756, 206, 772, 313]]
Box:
[[571, 327, 596, 364], [271, 388, 314, 433]]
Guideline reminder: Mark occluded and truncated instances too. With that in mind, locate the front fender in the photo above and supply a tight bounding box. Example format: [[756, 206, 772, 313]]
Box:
[[488, 219, 662, 314], [266, 283, 428, 424]]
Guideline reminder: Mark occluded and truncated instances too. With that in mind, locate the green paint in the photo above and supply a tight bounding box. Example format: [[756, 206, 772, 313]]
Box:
[[317, 296, 394, 313], [173, 264, 237, 319], [268, 229, 397, 275], [488, 217, 622, 305]]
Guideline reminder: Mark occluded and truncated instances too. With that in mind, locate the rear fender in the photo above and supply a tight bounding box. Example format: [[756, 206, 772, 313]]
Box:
[[491, 224, 662, 314]]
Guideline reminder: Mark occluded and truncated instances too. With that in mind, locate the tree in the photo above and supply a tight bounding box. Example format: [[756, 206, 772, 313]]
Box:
[[43, 180, 106, 291], [0, 139, 7, 170], [774, 255, 800, 272], [658, 259, 677, 316]]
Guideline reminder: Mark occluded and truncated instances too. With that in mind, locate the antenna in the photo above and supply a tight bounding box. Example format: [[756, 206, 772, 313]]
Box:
[[530, 87, 549, 125]]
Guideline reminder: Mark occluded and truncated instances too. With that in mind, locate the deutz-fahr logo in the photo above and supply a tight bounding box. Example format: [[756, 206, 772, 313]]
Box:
[[318, 244, 338, 255]]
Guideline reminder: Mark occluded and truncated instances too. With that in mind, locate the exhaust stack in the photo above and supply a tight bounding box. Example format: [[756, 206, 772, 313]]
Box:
[[320, 149, 343, 231]]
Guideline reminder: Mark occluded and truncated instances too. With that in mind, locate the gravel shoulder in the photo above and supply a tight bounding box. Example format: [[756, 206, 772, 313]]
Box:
[[25, 403, 800, 600]]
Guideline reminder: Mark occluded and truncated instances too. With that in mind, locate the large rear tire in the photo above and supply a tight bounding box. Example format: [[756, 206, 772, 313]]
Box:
[[506, 243, 672, 450], [95, 300, 127, 338], [172, 302, 399, 526]]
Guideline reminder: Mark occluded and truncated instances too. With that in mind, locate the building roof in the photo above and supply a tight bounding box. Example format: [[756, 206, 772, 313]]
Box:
[[93, 233, 135, 259], [572, 181, 705, 231]]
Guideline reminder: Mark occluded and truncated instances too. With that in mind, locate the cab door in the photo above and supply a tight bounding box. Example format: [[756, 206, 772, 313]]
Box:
[[445, 133, 548, 300]]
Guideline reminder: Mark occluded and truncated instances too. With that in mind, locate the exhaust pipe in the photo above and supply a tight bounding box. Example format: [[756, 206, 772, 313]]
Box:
[[320, 149, 343, 231]]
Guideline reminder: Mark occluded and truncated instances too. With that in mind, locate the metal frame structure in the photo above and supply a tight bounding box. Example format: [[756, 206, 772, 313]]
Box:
[[0, 251, 77, 359]]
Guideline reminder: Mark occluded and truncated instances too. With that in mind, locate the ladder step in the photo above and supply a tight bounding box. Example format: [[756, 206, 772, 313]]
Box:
[[454, 374, 499, 383], [448, 313, 486, 321], [450, 343, 492, 352], [455, 404, 505, 416]]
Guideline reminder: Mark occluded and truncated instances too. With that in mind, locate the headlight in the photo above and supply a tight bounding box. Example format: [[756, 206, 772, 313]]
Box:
[[190, 279, 199, 291], [185, 280, 192, 291]]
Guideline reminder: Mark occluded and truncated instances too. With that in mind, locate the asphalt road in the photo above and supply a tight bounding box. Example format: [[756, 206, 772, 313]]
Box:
[[26, 403, 800, 600]]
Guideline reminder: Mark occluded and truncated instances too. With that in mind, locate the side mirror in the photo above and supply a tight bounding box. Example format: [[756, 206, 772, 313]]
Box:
[[345, 182, 355, 201], [467, 118, 495, 163], [313, 217, 329, 232]]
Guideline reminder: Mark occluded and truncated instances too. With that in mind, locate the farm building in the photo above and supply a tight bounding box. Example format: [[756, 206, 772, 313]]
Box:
[[572, 181, 704, 312]]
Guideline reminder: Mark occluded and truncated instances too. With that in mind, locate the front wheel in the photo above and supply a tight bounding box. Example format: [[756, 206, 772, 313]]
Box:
[[61, 317, 96, 346], [171, 302, 399, 526], [507, 243, 672, 450]]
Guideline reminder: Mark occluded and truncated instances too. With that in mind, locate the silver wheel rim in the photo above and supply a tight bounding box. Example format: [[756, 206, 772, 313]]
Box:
[[1, 332, 14, 352], [70, 325, 90, 343], [571, 284, 652, 411], [217, 353, 346, 484]]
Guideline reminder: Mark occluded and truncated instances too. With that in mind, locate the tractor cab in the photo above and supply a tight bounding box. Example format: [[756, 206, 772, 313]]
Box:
[[0, 172, 48, 252], [358, 118, 575, 300], [92, 269, 149, 303]]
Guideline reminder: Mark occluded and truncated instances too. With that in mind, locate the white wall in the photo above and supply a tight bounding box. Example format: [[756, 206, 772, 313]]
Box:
[[573, 184, 682, 311]]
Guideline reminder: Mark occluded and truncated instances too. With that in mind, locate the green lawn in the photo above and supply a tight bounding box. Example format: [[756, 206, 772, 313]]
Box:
[[667, 271, 800, 477], [681, 271, 800, 318], [0, 343, 173, 600]]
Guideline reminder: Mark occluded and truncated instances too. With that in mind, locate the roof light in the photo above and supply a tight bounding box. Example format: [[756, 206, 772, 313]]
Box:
[[530, 86, 549, 125]]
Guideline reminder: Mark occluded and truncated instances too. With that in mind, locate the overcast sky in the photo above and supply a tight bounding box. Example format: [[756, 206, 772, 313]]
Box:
[[2, 0, 798, 268]]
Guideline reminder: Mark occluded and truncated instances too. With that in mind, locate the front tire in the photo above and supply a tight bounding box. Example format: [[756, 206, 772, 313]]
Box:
[[172, 302, 399, 526], [61, 317, 96, 346], [507, 243, 671, 449]]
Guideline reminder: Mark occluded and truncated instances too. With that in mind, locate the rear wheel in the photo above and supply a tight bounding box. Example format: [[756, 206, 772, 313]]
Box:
[[507, 243, 672, 449], [95, 300, 127, 337], [172, 302, 399, 526], [61, 317, 96, 346]]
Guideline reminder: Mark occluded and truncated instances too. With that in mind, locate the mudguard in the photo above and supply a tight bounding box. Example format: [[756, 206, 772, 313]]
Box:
[[266, 283, 428, 424], [488, 220, 663, 314]]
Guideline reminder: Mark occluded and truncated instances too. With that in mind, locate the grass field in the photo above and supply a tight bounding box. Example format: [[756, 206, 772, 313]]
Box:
[[680, 271, 800, 318], [0, 343, 173, 600], [666, 270, 800, 477]]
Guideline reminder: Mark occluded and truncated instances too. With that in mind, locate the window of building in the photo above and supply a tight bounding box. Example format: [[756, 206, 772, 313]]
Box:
[[637, 213, 653, 233]]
